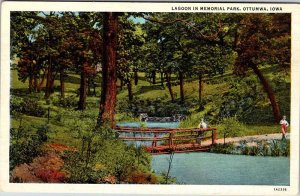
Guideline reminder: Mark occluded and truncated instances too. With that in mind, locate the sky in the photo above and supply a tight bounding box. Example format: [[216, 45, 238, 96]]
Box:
[[128, 16, 146, 24]]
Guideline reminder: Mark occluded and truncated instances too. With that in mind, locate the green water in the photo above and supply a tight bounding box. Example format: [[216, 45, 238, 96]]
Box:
[[117, 122, 289, 185], [152, 152, 290, 185]]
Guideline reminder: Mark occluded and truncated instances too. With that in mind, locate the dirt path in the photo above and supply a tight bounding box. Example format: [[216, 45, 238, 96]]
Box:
[[202, 133, 290, 146]]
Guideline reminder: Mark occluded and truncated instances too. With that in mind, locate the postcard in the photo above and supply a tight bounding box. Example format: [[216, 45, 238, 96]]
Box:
[[0, 1, 299, 195]]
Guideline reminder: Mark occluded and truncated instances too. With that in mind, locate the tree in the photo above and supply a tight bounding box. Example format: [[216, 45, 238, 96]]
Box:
[[219, 117, 244, 144], [11, 12, 47, 93], [143, 13, 235, 104], [97, 12, 119, 128], [234, 14, 291, 123], [117, 15, 145, 102]]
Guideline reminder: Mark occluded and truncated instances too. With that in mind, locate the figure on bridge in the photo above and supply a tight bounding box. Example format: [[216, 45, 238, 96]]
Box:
[[196, 118, 207, 145], [198, 118, 207, 129], [280, 115, 289, 140]]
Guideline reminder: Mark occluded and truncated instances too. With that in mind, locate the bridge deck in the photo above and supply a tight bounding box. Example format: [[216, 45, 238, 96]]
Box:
[[144, 143, 211, 154]]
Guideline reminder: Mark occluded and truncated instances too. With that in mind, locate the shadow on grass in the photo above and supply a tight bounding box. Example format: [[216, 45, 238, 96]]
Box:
[[11, 88, 30, 96], [133, 84, 165, 96]]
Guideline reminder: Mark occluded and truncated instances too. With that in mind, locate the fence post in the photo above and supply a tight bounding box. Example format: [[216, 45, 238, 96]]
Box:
[[212, 129, 216, 144], [169, 132, 174, 148]]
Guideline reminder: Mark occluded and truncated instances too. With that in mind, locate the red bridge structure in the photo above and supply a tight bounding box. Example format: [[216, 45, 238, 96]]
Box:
[[115, 126, 217, 154]]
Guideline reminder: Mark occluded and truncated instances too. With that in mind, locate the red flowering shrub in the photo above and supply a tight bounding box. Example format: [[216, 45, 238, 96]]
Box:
[[11, 152, 67, 183], [47, 143, 77, 153], [126, 171, 157, 184]]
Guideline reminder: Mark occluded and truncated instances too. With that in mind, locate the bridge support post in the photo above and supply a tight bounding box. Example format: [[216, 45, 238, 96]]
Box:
[[212, 129, 216, 144], [169, 132, 174, 148]]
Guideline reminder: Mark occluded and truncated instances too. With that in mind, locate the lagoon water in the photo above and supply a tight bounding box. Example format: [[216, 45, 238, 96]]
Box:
[[152, 152, 290, 185], [117, 122, 290, 185]]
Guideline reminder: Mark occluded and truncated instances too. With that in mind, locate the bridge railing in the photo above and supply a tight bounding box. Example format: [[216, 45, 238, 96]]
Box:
[[115, 126, 217, 146]]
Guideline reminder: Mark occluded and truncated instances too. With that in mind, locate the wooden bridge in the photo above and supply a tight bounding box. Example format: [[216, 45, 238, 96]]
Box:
[[115, 126, 217, 154]]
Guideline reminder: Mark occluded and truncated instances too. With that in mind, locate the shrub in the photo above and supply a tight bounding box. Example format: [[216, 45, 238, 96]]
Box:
[[11, 152, 66, 183], [62, 125, 152, 184], [10, 96, 45, 117], [52, 95, 78, 108], [126, 171, 157, 184], [270, 140, 281, 156], [210, 143, 236, 154], [218, 117, 245, 144], [10, 124, 50, 171], [217, 77, 272, 123], [36, 124, 49, 143], [10, 127, 43, 171], [10, 96, 23, 114]]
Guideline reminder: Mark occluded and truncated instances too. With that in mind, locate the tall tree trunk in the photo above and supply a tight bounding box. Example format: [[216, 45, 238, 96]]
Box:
[[250, 63, 281, 123], [198, 74, 202, 104], [97, 12, 118, 128], [45, 55, 53, 99], [28, 74, 33, 93], [152, 70, 156, 84], [179, 71, 184, 103], [127, 80, 133, 102], [165, 72, 174, 102], [134, 70, 138, 85], [78, 64, 87, 110], [60, 68, 65, 98], [160, 71, 164, 87]]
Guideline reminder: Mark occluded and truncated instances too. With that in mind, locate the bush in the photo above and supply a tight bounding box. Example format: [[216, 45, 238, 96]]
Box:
[[210, 143, 236, 154], [10, 127, 43, 171], [11, 152, 66, 183], [10, 96, 23, 113], [237, 139, 289, 157], [52, 95, 78, 108], [10, 96, 45, 117], [62, 125, 153, 184], [126, 171, 157, 184], [10, 124, 50, 171], [217, 77, 271, 123], [218, 117, 245, 144]]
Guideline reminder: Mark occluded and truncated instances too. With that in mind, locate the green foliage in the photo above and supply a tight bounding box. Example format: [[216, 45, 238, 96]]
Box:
[[210, 143, 236, 154], [210, 140, 289, 157], [157, 172, 177, 184], [238, 140, 289, 157], [218, 117, 246, 143], [218, 77, 267, 122], [10, 126, 44, 170], [11, 96, 45, 117], [62, 151, 108, 183], [61, 117, 152, 183], [117, 98, 189, 117], [36, 124, 50, 142], [52, 95, 78, 108]]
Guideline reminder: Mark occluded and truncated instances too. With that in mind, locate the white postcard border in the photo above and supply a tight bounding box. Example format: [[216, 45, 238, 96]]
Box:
[[1, 2, 299, 195]]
